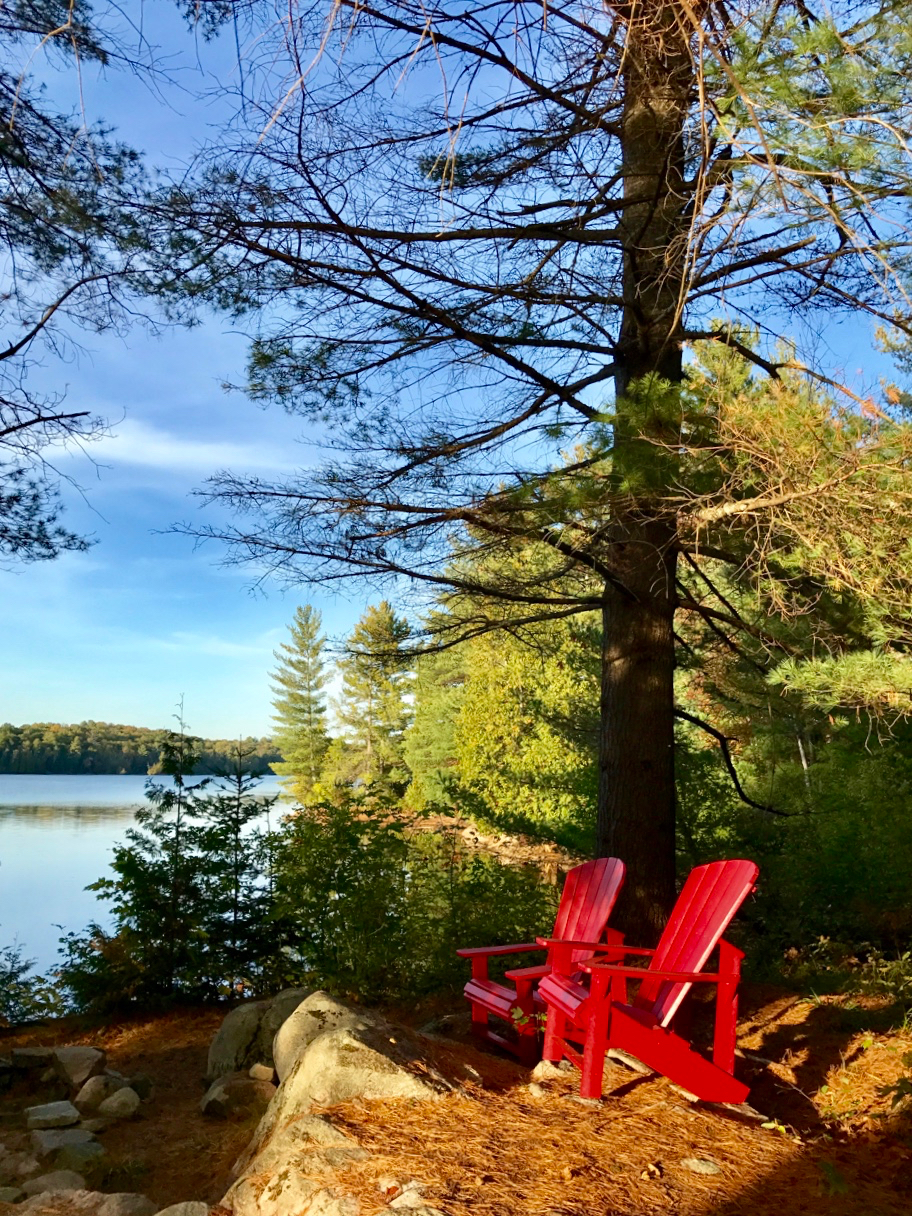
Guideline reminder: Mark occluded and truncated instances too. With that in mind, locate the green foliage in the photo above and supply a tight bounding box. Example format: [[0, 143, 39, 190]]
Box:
[[57, 731, 280, 1012], [0, 720, 280, 775], [452, 618, 600, 850], [323, 602, 413, 799], [270, 605, 330, 803], [0, 934, 61, 1024], [269, 800, 559, 1001], [403, 647, 467, 808]]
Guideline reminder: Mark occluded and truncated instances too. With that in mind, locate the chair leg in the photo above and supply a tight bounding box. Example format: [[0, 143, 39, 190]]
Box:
[[542, 1005, 568, 1063]]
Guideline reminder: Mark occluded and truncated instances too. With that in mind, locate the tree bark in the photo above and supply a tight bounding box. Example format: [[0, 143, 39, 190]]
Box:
[[595, 5, 691, 936]]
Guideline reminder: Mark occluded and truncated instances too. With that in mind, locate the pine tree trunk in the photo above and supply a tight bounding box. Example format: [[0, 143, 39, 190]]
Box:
[[595, 7, 691, 937]]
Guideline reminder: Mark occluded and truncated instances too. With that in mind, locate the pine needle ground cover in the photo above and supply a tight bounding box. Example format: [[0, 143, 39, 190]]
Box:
[[1, 992, 910, 1216]]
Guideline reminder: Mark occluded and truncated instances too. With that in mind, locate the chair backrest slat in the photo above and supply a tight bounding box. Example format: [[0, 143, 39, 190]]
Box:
[[552, 857, 625, 966], [635, 859, 758, 1026]]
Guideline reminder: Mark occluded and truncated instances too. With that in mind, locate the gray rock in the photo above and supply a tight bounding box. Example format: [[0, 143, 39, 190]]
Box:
[[97, 1193, 158, 1216], [0, 1187, 24, 1203], [680, 1157, 722, 1175], [271, 991, 378, 1083], [30, 1131, 95, 1161], [206, 1002, 267, 1083], [53, 1142, 106, 1175], [233, 1115, 368, 1180], [74, 1076, 125, 1114], [154, 1204, 210, 1216], [302, 1192, 359, 1216], [226, 1168, 319, 1216], [18, 1189, 108, 1214], [95, 1089, 140, 1121], [2, 1154, 41, 1182], [200, 1074, 275, 1120], [247, 1064, 274, 1083], [52, 1049, 106, 1090], [252, 989, 314, 1066], [21, 1171, 87, 1196], [526, 1083, 546, 1099], [76, 1121, 107, 1135], [26, 1104, 81, 1131], [11, 1049, 53, 1072], [530, 1060, 571, 1081], [273, 1023, 447, 1124]]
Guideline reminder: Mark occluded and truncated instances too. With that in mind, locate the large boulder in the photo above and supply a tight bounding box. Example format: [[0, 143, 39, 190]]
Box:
[[222, 1004, 452, 1216], [272, 992, 376, 1083], [206, 989, 313, 1082], [253, 989, 314, 1067], [271, 1023, 450, 1113], [206, 1002, 267, 1083]]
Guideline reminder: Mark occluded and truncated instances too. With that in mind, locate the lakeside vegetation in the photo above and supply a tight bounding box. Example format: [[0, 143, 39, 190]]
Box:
[[0, 722, 281, 776]]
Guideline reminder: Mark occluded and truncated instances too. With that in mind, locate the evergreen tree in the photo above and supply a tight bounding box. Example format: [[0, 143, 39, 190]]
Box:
[[270, 605, 329, 803], [326, 602, 412, 798], [403, 646, 467, 808], [158, 1, 912, 932]]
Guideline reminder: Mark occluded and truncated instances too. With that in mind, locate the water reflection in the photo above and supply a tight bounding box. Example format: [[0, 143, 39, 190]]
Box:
[[0, 773, 285, 973]]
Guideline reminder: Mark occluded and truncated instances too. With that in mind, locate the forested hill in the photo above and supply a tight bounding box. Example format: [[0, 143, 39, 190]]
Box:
[[0, 721, 282, 775]]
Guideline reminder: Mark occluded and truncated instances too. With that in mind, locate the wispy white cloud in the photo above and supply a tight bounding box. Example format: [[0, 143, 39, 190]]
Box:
[[90, 419, 302, 476]]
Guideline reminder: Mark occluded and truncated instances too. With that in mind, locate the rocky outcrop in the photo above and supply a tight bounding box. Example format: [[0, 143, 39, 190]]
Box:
[[219, 995, 453, 1216], [205, 988, 313, 1082], [271, 992, 375, 1083], [199, 1074, 276, 1120]]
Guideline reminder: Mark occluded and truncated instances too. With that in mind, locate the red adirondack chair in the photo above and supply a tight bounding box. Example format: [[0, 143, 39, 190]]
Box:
[[457, 856, 626, 1064], [538, 858, 758, 1103]]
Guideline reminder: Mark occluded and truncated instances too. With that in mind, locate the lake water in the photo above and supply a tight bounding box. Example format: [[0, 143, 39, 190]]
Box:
[[0, 773, 286, 975]]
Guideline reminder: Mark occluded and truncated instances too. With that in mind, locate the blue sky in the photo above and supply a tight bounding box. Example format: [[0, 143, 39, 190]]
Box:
[[0, 5, 900, 741], [0, 8, 368, 739]]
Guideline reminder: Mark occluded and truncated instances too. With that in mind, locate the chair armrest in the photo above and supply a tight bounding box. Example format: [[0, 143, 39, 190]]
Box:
[[583, 962, 722, 983], [457, 942, 542, 959], [504, 963, 550, 982], [537, 938, 650, 954]]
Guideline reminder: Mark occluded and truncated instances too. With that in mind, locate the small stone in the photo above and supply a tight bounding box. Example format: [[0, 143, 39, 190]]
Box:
[[376, 1175, 401, 1196], [78, 1120, 108, 1135], [14, 1156, 41, 1179], [97, 1193, 158, 1216], [153, 1204, 209, 1216], [527, 1082, 546, 1098], [530, 1059, 570, 1081], [126, 1075, 153, 1102], [564, 1094, 601, 1108], [681, 1157, 722, 1176], [25, 1102, 81, 1131], [96, 1089, 140, 1120], [21, 1170, 87, 1196], [247, 1064, 274, 1083], [52, 1048, 106, 1090], [53, 1142, 106, 1174], [669, 1084, 701, 1103], [11, 1049, 53, 1072], [0, 1186, 23, 1203], [31, 1130, 95, 1160], [74, 1075, 125, 1114]]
